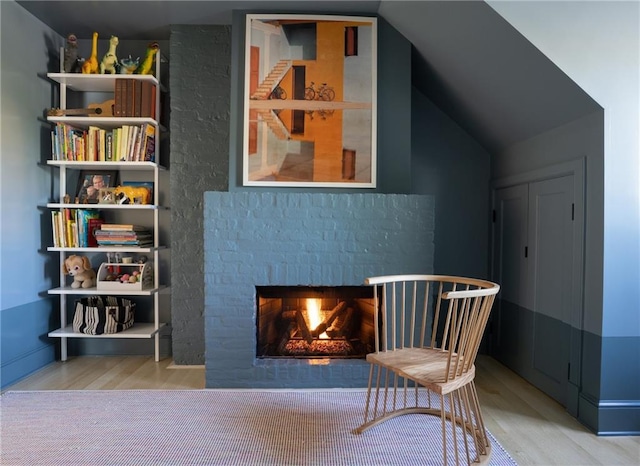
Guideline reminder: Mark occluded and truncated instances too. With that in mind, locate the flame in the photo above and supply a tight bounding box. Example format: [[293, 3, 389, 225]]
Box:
[[306, 298, 328, 339], [306, 298, 322, 329]]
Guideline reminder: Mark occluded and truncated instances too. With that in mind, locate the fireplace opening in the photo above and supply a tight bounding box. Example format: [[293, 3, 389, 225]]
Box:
[[256, 286, 376, 359]]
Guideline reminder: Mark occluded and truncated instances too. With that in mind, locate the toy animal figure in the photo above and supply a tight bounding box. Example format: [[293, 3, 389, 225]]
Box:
[[63, 33, 82, 73], [119, 55, 139, 74], [135, 42, 159, 75], [100, 35, 119, 74], [63, 255, 96, 289], [113, 185, 152, 205], [81, 31, 99, 74]]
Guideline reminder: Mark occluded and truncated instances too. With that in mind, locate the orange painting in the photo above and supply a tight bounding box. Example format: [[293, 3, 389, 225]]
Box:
[[243, 15, 377, 188]]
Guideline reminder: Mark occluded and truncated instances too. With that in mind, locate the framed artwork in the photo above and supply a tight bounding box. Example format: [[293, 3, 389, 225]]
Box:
[[243, 14, 377, 188], [76, 171, 117, 204]]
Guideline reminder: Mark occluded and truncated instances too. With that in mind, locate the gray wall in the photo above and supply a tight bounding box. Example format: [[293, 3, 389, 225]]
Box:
[[169, 25, 231, 365]]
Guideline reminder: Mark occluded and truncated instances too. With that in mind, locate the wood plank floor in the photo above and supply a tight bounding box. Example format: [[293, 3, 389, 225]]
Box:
[[3, 355, 638, 465]]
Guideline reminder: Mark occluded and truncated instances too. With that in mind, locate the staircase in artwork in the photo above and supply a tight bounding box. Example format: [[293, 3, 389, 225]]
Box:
[[256, 109, 290, 140], [251, 60, 292, 100]]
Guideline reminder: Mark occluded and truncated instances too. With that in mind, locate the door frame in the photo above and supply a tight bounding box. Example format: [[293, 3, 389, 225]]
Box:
[[490, 158, 586, 412]]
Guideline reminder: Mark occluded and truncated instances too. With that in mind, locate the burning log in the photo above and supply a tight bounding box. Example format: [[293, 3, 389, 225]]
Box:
[[326, 306, 355, 338], [311, 301, 347, 337], [277, 321, 297, 354], [282, 310, 297, 321], [296, 310, 313, 344]]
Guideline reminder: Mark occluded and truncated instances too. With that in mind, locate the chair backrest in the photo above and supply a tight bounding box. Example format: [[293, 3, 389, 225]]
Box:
[[365, 274, 500, 380]]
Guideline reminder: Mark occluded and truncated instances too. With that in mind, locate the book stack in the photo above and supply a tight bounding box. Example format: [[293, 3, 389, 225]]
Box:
[[94, 224, 153, 247]]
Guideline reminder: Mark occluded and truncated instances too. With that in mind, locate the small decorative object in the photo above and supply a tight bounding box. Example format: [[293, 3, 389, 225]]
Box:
[[81, 31, 100, 74], [119, 55, 139, 74], [63, 255, 96, 289], [97, 262, 152, 291], [47, 99, 115, 118], [63, 33, 82, 73], [98, 187, 116, 204], [135, 42, 159, 75], [113, 185, 152, 205], [76, 170, 117, 204], [63, 194, 71, 204], [100, 35, 119, 74]]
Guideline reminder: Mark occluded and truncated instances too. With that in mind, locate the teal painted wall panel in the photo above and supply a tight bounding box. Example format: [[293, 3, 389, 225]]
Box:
[[0, 300, 57, 388], [492, 300, 639, 434]]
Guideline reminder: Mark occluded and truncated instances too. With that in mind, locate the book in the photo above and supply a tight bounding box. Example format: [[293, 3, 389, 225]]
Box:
[[134, 80, 142, 117], [105, 131, 113, 161], [101, 224, 148, 231], [114, 79, 125, 117], [125, 79, 134, 117], [142, 124, 155, 162], [77, 210, 101, 247], [127, 125, 139, 161], [87, 218, 105, 247], [140, 81, 153, 118]]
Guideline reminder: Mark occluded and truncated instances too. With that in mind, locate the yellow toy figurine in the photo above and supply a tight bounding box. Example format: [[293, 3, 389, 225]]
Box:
[[135, 42, 159, 75], [81, 31, 99, 74]]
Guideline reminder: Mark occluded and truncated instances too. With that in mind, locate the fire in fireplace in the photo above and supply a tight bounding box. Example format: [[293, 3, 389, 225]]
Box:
[[256, 286, 376, 359]]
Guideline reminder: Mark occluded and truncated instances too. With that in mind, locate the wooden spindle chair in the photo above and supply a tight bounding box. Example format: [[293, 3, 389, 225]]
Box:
[[353, 274, 500, 466]]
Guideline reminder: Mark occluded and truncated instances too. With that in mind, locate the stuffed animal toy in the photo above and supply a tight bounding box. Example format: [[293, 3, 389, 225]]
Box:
[[63, 255, 96, 289]]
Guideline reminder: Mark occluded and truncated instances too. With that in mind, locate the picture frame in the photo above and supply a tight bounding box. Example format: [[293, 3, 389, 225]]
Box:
[[76, 171, 118, 204], [243, 14, 377, 188], [97, 187, 117, 204]]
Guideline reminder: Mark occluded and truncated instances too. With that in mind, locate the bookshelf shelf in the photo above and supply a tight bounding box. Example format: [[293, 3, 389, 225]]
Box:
[[47, 72, 158, 92], [45, 46, 168, 362], [48, 285, 167, 296], [47, 246, 166, 253], [47, 203, 165, 210], [47, 160, 166, 170], [49, 323, 165, 339], [47, 116, 157, 130]]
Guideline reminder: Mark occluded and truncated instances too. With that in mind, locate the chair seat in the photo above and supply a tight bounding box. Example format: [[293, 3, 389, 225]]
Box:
[[367, 347, 475, 395]]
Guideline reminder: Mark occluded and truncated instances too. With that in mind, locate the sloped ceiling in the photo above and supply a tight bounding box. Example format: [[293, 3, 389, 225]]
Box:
[[16, 0, 600, 153]]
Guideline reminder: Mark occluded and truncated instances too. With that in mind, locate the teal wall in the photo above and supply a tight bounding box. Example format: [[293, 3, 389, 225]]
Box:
[[0, 1, 61, 388]]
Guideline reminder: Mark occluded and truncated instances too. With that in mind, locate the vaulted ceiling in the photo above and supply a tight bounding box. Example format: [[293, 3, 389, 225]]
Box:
[[16, 0, 600, 153]]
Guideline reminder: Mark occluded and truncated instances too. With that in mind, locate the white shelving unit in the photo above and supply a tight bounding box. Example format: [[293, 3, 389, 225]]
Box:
[[45, 50, 168, 362]]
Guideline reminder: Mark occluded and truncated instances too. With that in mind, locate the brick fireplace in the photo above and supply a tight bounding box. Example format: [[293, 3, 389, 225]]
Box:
[[203, 192, 434, 388]]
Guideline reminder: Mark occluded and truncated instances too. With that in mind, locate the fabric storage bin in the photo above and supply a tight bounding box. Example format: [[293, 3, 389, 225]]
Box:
[[73, 296, 135, 335]]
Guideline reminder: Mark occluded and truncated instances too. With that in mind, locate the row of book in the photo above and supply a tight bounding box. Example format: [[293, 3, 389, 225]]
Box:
[[114, 79, 156, 118], [51, 209, 102, 248], [51, 212, 154, 248], [94, 224, 153, 247], [51, 122, 155, 162]]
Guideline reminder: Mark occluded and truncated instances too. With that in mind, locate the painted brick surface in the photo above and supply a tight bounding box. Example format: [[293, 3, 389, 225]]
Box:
[[170, 26, 231, 364], [204, 192, 435, 388]]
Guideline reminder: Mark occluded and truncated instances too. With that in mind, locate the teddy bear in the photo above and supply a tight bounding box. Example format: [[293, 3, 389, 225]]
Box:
[[63, 255, 96, 289]]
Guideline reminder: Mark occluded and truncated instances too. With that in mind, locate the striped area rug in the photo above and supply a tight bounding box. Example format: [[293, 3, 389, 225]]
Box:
[[0, 390, 517, 465]]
